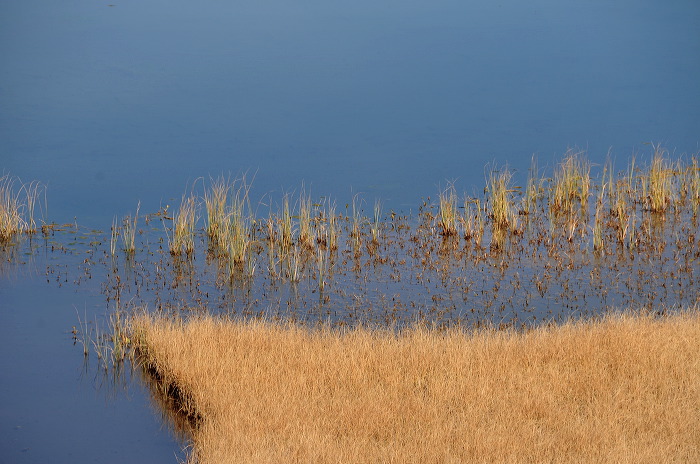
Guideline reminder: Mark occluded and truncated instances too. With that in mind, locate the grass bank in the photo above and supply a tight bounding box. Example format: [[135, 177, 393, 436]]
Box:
[[131, 311, 700, 463]]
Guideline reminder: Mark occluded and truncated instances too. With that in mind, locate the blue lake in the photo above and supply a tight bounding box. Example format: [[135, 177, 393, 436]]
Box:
[[1, 0, 699, 461]]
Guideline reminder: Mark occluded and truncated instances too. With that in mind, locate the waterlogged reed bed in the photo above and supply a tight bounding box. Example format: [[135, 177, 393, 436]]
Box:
[[131, 311, 700, 464], [77, 148, 699, 332]]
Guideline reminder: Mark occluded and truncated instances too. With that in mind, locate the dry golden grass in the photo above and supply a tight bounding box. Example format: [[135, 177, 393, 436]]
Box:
[[131, 311, 700, 464]]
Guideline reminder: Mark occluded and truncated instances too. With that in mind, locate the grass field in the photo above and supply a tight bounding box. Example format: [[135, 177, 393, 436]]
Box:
[[131, 310, 700, 463]]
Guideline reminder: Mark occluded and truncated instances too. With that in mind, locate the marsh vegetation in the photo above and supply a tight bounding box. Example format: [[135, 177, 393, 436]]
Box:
[[130, 311, 700, 464], [4, 147, 699, 463]]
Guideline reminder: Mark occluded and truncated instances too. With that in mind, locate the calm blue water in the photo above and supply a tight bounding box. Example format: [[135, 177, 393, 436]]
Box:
[[1, 0, 699, 461]]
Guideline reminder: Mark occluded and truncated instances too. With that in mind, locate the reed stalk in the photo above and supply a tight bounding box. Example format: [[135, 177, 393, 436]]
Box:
[[110, 216, 119, 256], [350, 193, 363, 251], [371, 199, 382, 244], [286, 245, 301, 283], [612, 182, 629, 245], [121, 202, 140, 254], [280, 194, 293, 249], [316, 247, 327, 292], [326, 200, 338, 251], [592, 186, 605, 254], [22, 180, 44, 234]]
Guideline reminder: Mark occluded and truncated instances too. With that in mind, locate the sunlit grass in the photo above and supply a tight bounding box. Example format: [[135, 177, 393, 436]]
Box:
[[551, 149, 591, 214], [167, 193, 197, 256], [437, 182, 458, 236], [486, 165, 517, 232], [204, 176, 230, 247], [131, 310, 700, 464], [0, 174, 46, 242], [644, 144, 673, 213]]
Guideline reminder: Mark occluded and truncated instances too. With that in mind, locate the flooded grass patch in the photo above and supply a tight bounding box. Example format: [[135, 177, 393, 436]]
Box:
[[130, 310, 700, 464]]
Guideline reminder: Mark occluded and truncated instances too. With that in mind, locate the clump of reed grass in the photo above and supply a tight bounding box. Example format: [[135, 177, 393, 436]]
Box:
[[551, 149, 591, 214], [167, 193, 197, 256], [0, 175, 24, 242], [486, 165, 517, 231], [437, 183, 458, 236], [204, 176, 230, 247], [0, 174, 46, 242], [643, 145, 673, 213]]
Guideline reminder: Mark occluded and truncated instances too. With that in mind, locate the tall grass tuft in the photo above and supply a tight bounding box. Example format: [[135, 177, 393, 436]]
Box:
[[121, 202, 140, 254], [552, 150, 591, 214], [645, 145, 673, 213], [204, 176, 230, 247], [0, 174, 46, 242], [437, 183, 458, 236], [168, 193, 197, 256], [486, 165, 517, 231], [0, 175, 24, 242]]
